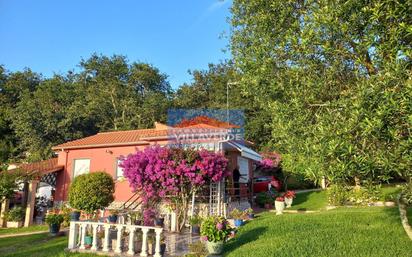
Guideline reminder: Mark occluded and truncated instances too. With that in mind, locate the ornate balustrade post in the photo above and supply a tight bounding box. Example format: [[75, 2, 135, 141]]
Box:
[[127, 226, 136, 255], [102, 224, 111, 252], [115, 225, 123, 253], [68, 222, 79, 249], [91, 223, 99, 251], [79, 223, 87, 250], [154, 228, 163, 257], [140, 228, 149, 257]]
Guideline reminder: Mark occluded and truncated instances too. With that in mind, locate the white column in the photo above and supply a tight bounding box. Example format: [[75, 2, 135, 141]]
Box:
[[0, 198, 9, 227], [127, 226, 136, 255], [114, 225, 123, 253], [24, 180, 39, 227], [140, 228, 149, 257], [68, 222, 79, 249], [91, 224, 99, 251], [170, 212, 177, 232], [154, 228, 163, 257], [79, 223, 87, 250], [102, 225, 111, 252]]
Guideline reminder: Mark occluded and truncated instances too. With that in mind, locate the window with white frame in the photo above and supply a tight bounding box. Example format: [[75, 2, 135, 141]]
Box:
[[116, 159, 124, 179], [73, 159, 90, 177]]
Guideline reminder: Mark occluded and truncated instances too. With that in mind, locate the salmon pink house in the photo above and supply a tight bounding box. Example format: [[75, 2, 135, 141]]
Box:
[[8, 121, 262, 227]]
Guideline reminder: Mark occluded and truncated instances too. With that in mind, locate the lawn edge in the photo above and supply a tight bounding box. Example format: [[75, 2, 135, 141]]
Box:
[[397, 197, 412, 241]]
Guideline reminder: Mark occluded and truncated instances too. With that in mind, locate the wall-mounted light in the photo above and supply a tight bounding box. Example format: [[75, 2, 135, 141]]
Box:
[[106, 150, 113, 154]]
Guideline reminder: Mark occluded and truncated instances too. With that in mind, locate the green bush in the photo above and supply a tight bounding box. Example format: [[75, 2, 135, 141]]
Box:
[[4, 207, 25, 222], [327, 184, 349, 206], [347, 183, 382, 205], [45, 213, 64, 225], [189, 215, 202, 226], [68, 172, 115, 213], [256, 192, 274, 206], [401, 182, 412, 205]]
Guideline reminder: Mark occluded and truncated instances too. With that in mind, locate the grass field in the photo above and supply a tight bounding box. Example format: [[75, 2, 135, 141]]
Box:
[[0, 225, 48, 236], [224, 207, 412, 257], [0, 233, 100, 257]]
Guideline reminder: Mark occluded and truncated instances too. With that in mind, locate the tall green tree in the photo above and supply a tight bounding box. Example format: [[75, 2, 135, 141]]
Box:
[[173, 62, 273, 146], [230, 0, 412, 184], [79, 54, 172, 131]]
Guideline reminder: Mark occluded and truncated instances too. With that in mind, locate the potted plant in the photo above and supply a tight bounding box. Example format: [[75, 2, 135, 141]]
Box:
[[4, 207, 24, 228], [189, 215, 202, 235], [256, 192, 268, 208], [275, 196, 285, 215], [200, 216, 233, 255], [230, 208, 244, 227], [70, 209, 81, 221], [85, 229, 93, 247], [283, 190, 296, 208], [264, 195, 274, 209], [45, 213, 64, 236], [245, 208, 254, 219], [108, 210, 119, 223], [68, 172, 115, 222], [129, 211, 142, 225], [154, 215, 164, 227]]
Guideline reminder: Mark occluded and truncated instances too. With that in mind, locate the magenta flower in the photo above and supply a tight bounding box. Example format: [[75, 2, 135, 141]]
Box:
[[201, 236, 208, 241], [216, 222, 224, 231]]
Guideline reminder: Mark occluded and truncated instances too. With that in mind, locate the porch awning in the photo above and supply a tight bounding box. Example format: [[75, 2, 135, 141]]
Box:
[[222, 141, 262, 162]]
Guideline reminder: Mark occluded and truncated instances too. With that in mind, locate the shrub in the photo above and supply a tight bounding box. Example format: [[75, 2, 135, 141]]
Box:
[[200, 216, 232, 242], [45, 213, 64, 225], [327, 184, 349, 206], [189, 215, 202, 226], [229, 208, 244, 219], [347, 183, 382, 205], [401, 182, 412, 205], [256, 192, 274, 206], [4, 207, 24, 222], [68, 172, 115, 213]]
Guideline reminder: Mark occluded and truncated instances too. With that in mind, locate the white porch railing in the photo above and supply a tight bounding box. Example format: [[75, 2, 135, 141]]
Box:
[[68, 221, 164, 257]]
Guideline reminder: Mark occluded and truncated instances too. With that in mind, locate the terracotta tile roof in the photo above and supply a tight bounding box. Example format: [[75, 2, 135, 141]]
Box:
[[52, 129, 168, 150], [11, 158, 63, 175], [52, 120, 239, 150]]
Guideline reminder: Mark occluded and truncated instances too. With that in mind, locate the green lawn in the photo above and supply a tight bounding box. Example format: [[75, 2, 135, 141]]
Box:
[[225, 207, 412, 257], [0, 225, 48, 235], [0, 233, 101, 257], [288, 190, 328, 211], [380, 185, 403, 201]]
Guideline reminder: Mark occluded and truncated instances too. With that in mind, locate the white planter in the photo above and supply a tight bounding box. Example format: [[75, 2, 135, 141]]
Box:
[[285, 197, 293, 208], [275, 201, 285, 215], [7, 221, 23, 228]]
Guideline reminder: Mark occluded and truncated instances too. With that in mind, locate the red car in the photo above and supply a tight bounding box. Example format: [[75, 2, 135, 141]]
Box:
[[253, 176, 282, 193]]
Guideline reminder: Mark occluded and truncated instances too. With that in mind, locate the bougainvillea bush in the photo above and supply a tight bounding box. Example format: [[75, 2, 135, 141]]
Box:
[[120, 145, 229, 231]]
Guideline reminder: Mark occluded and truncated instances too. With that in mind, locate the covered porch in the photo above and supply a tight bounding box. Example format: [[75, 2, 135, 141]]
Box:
[[0, 158, 63, 227]]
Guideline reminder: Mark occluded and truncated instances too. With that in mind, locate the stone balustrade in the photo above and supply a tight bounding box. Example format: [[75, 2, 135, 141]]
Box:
[[68, 221, 164, 256]]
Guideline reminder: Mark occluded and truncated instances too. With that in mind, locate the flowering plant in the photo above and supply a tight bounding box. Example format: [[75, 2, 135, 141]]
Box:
[[283, 190, 296, 199], [200, 216, 233, 243], [275, 196, 285, 202], [229, 208, 244, 220], [120, 145, 229, 231]]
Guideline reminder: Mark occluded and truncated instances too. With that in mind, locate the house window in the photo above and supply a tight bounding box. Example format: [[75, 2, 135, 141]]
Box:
[[237, 156, 249, 183], [116, 159, 124, 179], [73, 159, 90, 177]]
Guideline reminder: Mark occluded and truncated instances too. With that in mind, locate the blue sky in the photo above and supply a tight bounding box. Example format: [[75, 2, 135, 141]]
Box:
[[0, 0, 231, 88]]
